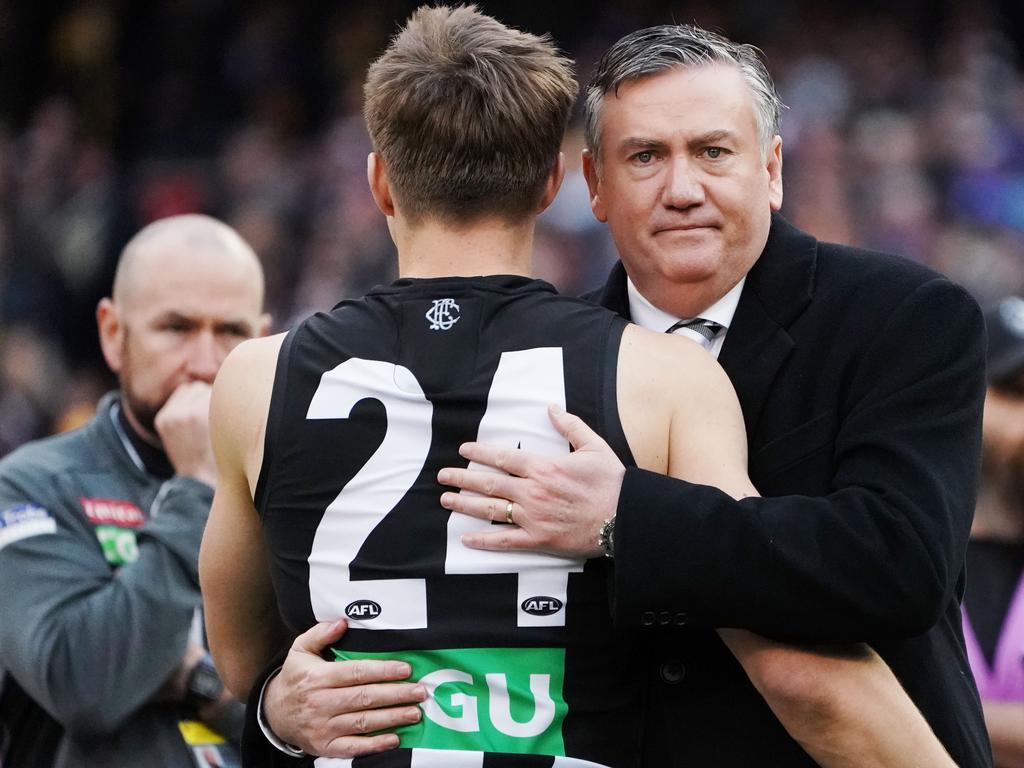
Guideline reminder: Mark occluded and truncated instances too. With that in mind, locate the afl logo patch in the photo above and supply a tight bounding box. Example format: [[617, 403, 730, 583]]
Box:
[[521, 596, 563, 616], [345, 600, 382, 620]]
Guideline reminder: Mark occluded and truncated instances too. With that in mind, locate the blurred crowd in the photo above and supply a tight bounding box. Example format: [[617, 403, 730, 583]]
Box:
[[1, 0, 1023, 455]]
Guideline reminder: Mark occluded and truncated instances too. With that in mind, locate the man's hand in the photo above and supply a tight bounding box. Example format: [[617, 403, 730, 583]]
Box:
[[438, 405, 625, 558], [264, 619, 427, 758], [155, 381, 217, 487], [156, 643, 207, 703]]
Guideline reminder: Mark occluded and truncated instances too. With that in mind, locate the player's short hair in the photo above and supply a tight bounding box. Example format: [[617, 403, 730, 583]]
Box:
[[585, 23, 783, 161], [363, 4, 577, 224]]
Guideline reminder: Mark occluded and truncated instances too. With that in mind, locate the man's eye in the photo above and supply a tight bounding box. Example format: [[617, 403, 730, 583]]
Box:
[[705, 147, 724, 159], [633, 151, 654, 164]]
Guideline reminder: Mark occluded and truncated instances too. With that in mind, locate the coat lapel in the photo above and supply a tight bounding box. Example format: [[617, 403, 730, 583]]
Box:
[[718, 215, 816, 435], [585, 261, 632, 320]]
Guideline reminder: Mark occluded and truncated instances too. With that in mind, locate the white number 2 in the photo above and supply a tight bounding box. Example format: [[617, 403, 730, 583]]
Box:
[[306, 349, 584, 630]]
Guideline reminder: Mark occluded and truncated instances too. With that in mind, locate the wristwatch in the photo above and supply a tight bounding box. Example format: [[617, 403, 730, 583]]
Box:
[[185, 653, 225, 709], [598, 516, 616, 558]]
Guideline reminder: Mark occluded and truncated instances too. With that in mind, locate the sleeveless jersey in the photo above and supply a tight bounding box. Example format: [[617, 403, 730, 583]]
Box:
[[256, 275, 640, 768]]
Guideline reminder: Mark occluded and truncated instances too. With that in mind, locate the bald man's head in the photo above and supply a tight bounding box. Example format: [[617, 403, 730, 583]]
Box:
[[97, 214, 271, 443], [112, 214, 265, 308]]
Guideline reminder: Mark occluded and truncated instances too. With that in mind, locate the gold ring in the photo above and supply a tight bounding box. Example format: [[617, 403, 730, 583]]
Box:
[[505, 501, 515, 525]]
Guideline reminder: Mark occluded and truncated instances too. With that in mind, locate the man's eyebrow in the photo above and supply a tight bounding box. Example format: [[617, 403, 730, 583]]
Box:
[[618, 136, 669, 153], [688, 129, 739, 147], [151, 311, 195, 326], [617, 130, 740, 154], [216, 320, 255, 335], [150, 312, 254, 335]]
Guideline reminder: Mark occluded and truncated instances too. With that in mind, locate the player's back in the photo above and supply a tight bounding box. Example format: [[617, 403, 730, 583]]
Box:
[[256, 274, 642, 767]]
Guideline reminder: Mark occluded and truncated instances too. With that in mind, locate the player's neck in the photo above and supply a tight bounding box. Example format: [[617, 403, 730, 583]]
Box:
[[395, 216, 534, 279]]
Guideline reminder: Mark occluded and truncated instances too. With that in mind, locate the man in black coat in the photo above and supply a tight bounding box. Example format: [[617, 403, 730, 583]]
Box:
[[442, 23, 993, 768]]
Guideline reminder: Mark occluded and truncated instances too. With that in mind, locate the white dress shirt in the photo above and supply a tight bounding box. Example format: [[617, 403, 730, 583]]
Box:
[[626, 276, 746, 360]]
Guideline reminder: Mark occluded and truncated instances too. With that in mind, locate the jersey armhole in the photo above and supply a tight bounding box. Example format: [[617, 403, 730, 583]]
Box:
[[253, 327, 298, 519], [599, 315, 638, 468]]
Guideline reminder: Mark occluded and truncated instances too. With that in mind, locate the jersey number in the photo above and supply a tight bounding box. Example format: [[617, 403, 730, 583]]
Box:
[[306, 350, 584, 631]]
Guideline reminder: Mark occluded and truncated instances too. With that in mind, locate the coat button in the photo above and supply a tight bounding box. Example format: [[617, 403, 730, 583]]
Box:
[[658, 611, 672, 626], [674, 612, 688, 626], [660, 660, 686, 684], [641, 611, 655, 626]]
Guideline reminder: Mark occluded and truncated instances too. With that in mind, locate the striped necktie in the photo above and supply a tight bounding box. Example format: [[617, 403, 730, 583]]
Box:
[[666, 317, 723, 351]]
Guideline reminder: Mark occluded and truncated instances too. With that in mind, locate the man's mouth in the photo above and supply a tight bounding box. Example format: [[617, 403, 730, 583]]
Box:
[[653, 222, 717, 235]]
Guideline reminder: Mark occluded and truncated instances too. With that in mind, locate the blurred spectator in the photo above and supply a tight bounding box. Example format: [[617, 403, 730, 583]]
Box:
[[965, 296, 1024, 767], [0, 0, 1022, 456]]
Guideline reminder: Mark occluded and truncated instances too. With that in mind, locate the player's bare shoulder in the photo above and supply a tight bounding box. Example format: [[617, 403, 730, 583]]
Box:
[[616, 324, 743, 473], [210, 333, 287, 488], [618, 323, 734, 405]]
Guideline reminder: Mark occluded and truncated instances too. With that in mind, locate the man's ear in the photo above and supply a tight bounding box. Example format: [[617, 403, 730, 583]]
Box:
[[582, 149, 608, 223], [536, 152, 566, 213], [255, 313, 273, 337], [367, 152, 396, 217], [767, 135, 783, 211], [96, 298, 124, 374]]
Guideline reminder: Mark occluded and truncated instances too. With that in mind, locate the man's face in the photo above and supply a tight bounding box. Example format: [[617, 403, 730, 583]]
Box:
[[584, 64, 783, 318], [102, 246, 267, 438]]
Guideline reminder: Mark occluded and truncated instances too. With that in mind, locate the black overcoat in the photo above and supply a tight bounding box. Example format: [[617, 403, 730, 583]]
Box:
[[590, 215, 992, 767]]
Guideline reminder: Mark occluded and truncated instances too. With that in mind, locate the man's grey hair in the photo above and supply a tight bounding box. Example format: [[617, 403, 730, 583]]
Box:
[[584, 24, 784, 161]]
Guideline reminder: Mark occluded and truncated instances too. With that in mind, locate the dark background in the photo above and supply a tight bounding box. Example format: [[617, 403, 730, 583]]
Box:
[[0, 0, 1022, 452]]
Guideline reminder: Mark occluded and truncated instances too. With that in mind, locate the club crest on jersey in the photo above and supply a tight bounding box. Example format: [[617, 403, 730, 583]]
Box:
[[521, 596, 564, 616], [346, 599, 382, 620], [426, 298, 460, 331]]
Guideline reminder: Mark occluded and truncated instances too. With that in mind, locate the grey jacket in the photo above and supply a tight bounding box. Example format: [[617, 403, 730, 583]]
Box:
[[0, 392, 234, 767]]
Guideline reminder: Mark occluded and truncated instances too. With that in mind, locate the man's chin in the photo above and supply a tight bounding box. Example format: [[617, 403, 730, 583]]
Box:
[[120, 396, 164, 444]]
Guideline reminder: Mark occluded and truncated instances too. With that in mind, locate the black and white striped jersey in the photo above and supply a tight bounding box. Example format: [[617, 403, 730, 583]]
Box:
[[256, 275, 641, 768]]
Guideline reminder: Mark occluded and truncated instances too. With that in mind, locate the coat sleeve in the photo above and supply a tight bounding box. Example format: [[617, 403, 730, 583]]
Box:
[[612, 277, 986, 643], [241, 656, 310, 767], [0, 468, 211, 736]]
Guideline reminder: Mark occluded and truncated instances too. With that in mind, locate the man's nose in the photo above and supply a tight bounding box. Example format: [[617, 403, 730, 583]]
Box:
[[185, 330, 220, 383], [662, 156, 706, 209]]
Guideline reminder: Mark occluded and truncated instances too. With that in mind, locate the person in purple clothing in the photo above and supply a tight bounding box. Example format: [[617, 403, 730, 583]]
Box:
[[965, 296, 1024, 767]]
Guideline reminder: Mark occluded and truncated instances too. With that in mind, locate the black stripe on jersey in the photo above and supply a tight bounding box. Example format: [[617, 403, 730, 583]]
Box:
[[348, 749, 559, 767], [485, 754, 556, 767], [597, 315, 635, 467], [254, 326, 299, 517]]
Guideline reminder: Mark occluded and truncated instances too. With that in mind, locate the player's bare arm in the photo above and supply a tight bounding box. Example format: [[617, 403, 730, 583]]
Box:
[[201, 333, 289, 697]]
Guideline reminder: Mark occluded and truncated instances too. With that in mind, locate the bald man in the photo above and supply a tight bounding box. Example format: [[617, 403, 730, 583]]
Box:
[[0, 214, 271, 768]]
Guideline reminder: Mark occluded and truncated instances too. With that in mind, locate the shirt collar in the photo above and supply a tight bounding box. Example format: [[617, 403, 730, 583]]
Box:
[[626, 276, 746, 334], [111, 400, 175, 479]]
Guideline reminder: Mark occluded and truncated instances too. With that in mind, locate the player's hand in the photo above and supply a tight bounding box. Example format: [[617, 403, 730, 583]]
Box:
[[155, 381, 217, 487], [264, 619, 426, 758], [438, 404, 625, 558]]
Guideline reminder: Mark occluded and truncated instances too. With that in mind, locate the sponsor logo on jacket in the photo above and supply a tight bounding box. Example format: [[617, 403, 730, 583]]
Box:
[[80, 497, 145, 528], [0, 503, 56, 550]]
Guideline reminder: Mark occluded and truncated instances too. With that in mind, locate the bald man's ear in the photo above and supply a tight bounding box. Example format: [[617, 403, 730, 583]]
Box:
[[96, 298, 125, 374], [256, 313, 272, 337]]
